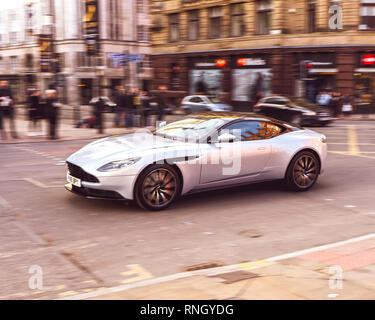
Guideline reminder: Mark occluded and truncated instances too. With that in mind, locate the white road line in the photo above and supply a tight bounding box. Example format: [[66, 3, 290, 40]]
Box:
[[23, 178, 61, 189], [59, 233, 375, 300], [265, 233, 375, 262]]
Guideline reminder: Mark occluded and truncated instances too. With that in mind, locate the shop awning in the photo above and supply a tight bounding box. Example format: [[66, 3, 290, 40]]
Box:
[[355, 68, 375, 73], [309, 68, 338, 74]]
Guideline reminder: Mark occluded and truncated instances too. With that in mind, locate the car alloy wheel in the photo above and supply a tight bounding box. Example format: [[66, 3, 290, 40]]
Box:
[[135, 165, 180, 211], [286, 151, 319, 191]]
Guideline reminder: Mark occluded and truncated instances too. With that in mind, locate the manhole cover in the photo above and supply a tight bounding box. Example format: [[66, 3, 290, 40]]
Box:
[[238, 230, 262, 238], [183, 261, 225, 272], [209, 271, 259, 284]]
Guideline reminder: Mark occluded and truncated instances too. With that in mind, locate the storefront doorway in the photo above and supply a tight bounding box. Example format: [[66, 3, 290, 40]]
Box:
[[79, 79, 93, 105]]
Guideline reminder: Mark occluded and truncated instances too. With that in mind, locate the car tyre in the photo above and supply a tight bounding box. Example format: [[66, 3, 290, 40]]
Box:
[[285, 151, 320, 192], [135, 164, 181, 211]]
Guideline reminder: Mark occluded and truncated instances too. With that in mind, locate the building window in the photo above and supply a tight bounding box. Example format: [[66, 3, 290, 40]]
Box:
[[361, 0, 375, 29], [109, 0, 120, 39], [137, 25, 149, 42], [307, 1, 316, 33], [256, 0, 272, 35], [169, 13, 180, 42], [137, 0, 147, 14], [231, 3, 245, 37], [0, 57, 3, 70], [209, 7, 223, 39], [188, 10, 200, 40], [9, 32, 18, 44], [25, 54, 33, 69], [10, 56, 19, 69]]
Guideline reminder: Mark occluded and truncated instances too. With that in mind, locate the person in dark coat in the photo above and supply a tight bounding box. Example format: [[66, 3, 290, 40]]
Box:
[[155, 86, 167, 122], [113, 85, 123, 127], [27, 89, 43, 136], [0, 97, 5, 140], [0, 80, 18, 139], [94, 97, 105, 134], [45, 89, 60, 140], [196, 73, 207, 95], [140, 91, 151, 127]]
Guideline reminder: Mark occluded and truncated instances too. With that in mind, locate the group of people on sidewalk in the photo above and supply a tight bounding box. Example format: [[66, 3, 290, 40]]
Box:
[[112, 85, 167, 130], [0, 80, 18, 140], [0, 80, 61, 141], [316, 89, 355, 118]]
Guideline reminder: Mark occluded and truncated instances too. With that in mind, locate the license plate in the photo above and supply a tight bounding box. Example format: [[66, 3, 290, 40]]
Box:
[[320, 117, 332, 121], [67, 173, 81, 188]]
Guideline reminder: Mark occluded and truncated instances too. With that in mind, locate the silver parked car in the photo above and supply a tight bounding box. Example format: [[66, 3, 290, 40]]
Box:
[[65, 112, 327, 211], [181, 95, 233, 114]]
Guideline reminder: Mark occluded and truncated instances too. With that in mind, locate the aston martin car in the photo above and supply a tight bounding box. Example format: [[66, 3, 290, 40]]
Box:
[[65, 112, 327, 211]]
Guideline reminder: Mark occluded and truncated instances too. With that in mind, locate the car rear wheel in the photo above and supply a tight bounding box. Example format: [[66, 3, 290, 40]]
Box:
[[285, 151, 320, 191], [135, 165, 181, 211]]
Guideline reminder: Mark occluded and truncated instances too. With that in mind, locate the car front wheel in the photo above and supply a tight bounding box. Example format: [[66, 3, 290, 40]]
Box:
[[135, 165, 181, 211], [285, 151, 320, 191]]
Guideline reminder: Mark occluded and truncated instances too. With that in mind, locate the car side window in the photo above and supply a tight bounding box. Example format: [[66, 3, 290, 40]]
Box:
[[221, 121, 267, 141], [190, 97, 203, 103], [265, 123, 284, 138]]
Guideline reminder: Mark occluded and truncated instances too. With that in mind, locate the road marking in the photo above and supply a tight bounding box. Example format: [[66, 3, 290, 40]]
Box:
[[60, 233, 375, 300], [347, 125, 360, 156], [238, 260, 272, 269], [23, 178, 61, 189], [329, 151, 375, 160], [120, 264, 154, 284]]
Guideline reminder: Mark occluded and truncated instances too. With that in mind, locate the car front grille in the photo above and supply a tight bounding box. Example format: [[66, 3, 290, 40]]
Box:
[[67, 162, 99, 183]]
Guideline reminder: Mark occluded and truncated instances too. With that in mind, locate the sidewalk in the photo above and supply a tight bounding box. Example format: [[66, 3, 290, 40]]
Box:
[[0, 118, 135, 144], [64, 234, 375, 300]]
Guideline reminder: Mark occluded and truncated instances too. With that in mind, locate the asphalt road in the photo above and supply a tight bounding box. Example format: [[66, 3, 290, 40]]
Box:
[[1, 120, 375, 299]]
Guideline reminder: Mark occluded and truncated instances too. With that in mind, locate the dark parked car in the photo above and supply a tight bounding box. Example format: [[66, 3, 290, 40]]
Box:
[[89, 96, 118, 113], [254, 96, 334, 126]]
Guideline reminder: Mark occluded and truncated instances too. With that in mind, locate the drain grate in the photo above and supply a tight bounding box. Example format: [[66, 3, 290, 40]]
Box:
[[209, 271, 259, 284], [183, 261, 225, 272], [238, 229, 262, 238]]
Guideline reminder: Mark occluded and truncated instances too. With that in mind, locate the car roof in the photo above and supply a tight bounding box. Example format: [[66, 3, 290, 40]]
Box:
[[261, 96, 289, 101], [189, 111, 286, 123]]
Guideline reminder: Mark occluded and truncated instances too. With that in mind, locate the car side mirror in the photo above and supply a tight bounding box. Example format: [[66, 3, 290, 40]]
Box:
[[157, 121, 167, 129], [217, 133, 239, 143]]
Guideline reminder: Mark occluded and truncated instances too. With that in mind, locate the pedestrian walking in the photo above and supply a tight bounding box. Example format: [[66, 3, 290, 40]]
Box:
[[140, 91, 151, 127], [0, 80, 18, 139], [113, 85, 122, 128], [132, 88, 142, 127], [94, 97, 105, 134], [27, 89, 43, 136], [155, 86, 167, 122], [124, 88, 136, 128], [342, 95, 354, 119], [45, 89, 60, 140], [0, 97, 5, 140]]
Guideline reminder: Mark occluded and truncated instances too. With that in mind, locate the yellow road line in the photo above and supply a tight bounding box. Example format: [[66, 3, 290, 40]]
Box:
[[347, 125, 360, 155], [238, 260, 272, 270]]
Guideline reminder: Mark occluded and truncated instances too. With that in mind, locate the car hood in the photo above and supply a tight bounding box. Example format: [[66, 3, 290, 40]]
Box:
[[66, 132, 198, 168]]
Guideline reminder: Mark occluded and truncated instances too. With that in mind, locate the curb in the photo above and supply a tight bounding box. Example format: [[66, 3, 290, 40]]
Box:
[[59, 233, 375, 300]]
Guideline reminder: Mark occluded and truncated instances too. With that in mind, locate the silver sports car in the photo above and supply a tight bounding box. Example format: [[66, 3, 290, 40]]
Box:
[[65, 112, 327, 211]]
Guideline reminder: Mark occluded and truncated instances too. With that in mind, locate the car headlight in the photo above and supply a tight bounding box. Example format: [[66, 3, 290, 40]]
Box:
[[304, 111, 317, 116], [98, 158, 140, 172]]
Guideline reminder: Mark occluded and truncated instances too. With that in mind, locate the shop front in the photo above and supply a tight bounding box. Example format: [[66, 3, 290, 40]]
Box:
[[188, 57, 226, 97], [296, 53, 337, 102], [354, 53, 375, 114], [231, 55, 272, 110]]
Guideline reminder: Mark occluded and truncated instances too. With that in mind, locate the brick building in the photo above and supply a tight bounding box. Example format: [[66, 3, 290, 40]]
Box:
[[150, 0, 375, 110]]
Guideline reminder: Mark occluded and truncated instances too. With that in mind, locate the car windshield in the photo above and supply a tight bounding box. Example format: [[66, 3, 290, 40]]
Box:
[[208, 96, 222, 104], [155, 117, 226, 142]]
